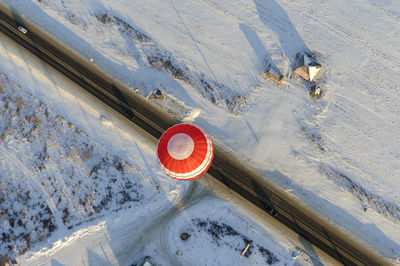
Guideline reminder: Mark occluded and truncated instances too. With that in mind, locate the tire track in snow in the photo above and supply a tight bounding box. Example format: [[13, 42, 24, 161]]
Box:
[[320, 164, 400, 224], [258, 81, 289, 135], [203, 2, 398, 219], [95, 13, 247, 114], [205, 0, 400, 72], [280, 1, 400, 72], [365, 0, 400, 23]]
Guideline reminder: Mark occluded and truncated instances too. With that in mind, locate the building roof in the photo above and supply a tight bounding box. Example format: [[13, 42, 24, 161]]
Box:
[[295, 54, 322, 81]]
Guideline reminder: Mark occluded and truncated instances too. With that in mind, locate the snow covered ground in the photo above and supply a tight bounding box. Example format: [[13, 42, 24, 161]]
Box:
[[1, 0, 400, 264], [0, 11, 336, 265], [0, 66, 333, 265]]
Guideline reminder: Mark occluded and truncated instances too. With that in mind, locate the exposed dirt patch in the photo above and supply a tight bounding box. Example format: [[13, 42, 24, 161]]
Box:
[[320, 164, 400, 223], [0, 73, 164, 260], [191, 218, 280, 264]]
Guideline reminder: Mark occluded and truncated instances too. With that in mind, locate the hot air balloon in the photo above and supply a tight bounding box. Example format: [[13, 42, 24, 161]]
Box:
[[157, 123, 214, 180]]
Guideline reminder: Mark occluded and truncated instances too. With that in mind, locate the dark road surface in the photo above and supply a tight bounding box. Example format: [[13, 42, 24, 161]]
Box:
[[0, 4, 392, 265]]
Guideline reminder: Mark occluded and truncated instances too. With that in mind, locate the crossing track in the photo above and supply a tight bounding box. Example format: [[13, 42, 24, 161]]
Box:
[[0, 4, 392, 265]]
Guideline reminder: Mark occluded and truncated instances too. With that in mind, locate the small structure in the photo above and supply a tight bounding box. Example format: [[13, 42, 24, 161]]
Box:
[[152, 88, 164, 99], [265, 68, 285, 84], [294, 54, 322, 81], [310, 84, 321, 98], [146, 88, 199, 122], [180, 233, 189, 240], [137, 259, 154, 266]]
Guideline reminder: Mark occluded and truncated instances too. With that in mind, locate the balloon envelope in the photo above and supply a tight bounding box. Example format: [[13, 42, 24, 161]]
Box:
[[157, 123, 214, 180]]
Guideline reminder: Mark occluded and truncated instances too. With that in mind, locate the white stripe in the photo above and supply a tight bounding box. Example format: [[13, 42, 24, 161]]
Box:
[[167, 133, 194, 160]]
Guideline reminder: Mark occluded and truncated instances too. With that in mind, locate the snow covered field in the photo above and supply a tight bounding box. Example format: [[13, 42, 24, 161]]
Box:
[[1, 0, 400, 264], [0, 9, 336, 265], [0, 68, 332, 264], [0, 71, 189, 262]]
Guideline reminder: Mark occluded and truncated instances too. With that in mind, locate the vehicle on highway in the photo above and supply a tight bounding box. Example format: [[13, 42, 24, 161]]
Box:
[[269, 208, 278, 216], [17, 25, 27, 34]]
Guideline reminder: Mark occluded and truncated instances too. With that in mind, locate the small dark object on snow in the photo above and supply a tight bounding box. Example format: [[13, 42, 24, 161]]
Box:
[[180, 233, 189, 240], [153, 89, 163, 99], [310, 84, 321, 98]]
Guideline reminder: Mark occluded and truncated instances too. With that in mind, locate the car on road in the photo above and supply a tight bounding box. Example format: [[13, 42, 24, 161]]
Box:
[[269, 207, 278, 216], [17, 25, 27, 34]]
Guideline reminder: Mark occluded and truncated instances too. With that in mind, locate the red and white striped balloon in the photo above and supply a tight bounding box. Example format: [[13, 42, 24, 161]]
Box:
[[157, 123, 214, 180]]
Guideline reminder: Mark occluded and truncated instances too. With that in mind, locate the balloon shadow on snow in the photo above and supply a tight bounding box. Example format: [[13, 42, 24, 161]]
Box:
[[253, 0, 310, 67], [244, 115, 259, 143]]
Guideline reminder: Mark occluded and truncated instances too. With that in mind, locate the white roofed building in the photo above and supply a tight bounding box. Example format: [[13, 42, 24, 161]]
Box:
[[294, 54, 322, 81]]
